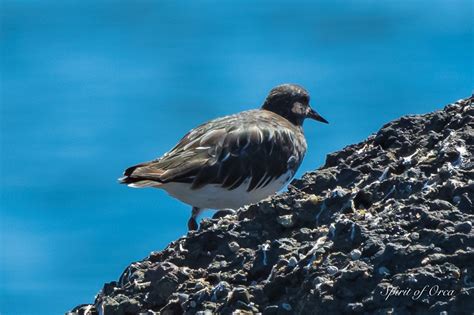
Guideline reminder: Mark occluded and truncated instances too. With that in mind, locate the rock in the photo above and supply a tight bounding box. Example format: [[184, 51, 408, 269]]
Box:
[[410, 232, 420, 240], [378, 266, 391, 276], [287, 256, 298, 267], [276, 214, 295, 228], [228, 241, 240, 253], [454, 221, 472, 234], [327, 266, 339, 275], [345, 302, 364, 312], [212, 208, 236, 219], [211, 281, 231, 301], [69, 96, 474, 315], [350, 249, 362, 260], [278, 303, 292, 314], [263, 305, 278, 315], [227, 286, 251, 305]]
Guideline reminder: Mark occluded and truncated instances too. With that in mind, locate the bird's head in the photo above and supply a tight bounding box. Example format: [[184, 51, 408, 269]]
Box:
[[262, 84, 328, 126]]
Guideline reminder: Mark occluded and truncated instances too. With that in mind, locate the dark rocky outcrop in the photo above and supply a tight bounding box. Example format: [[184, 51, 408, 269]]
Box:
[[70, 96, 473, 315]]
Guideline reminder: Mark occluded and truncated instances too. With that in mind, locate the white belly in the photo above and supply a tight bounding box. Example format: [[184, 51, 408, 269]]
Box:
[[159, 171, 293, 209]]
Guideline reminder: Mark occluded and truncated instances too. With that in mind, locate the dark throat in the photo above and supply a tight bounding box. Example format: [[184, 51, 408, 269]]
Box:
[[262, 102, 305, 127]]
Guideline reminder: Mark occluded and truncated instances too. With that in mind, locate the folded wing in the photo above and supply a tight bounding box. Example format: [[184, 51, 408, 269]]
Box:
[[119, 111, 306, 191]]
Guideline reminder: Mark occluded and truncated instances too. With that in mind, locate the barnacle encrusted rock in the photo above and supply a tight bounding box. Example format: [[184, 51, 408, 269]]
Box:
[[69, 96, 473, 315]]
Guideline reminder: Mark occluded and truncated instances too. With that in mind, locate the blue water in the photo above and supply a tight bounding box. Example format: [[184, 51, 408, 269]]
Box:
[[0, 1, 472, 314]]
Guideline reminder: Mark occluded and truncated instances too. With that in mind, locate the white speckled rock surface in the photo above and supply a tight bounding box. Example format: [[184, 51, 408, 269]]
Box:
[[70, 96, 473, 315]]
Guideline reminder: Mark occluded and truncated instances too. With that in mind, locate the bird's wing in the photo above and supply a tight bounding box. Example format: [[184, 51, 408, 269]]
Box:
[[121, 110, 306, 191]]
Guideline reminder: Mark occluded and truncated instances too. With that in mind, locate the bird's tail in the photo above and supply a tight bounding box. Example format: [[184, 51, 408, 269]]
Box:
[[118, 163, 163, 188]]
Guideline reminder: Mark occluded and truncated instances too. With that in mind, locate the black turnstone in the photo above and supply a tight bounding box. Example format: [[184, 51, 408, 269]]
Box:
[[119, 84, 328, 230]]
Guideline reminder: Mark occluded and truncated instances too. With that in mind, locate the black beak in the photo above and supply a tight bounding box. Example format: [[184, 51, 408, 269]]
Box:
[[307, 107, 329, 124]]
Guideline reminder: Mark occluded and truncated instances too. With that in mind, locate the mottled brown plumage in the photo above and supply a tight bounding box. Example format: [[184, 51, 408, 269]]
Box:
[[123, 110, 306, 191], [119, 84, 328, 230]]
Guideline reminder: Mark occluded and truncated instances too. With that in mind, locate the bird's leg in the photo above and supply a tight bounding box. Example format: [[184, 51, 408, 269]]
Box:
[[187, 207, 201, 231]]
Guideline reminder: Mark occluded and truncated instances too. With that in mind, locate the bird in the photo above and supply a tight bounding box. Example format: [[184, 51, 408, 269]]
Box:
[[119, 84, 328, 231]]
